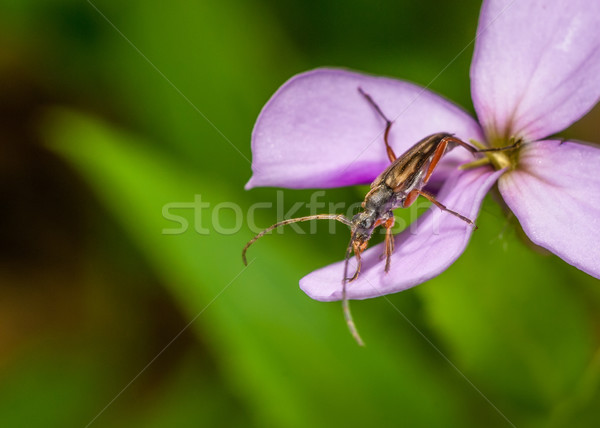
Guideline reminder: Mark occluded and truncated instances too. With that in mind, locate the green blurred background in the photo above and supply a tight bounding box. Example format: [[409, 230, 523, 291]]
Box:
[[1, 0, 599, 427]]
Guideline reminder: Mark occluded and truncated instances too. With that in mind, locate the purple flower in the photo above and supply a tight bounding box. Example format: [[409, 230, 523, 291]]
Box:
[[246, 0, 600, 301]]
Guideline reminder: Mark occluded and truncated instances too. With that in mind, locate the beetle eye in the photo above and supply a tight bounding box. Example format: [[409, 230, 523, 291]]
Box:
[[360, 218, 373, 229]]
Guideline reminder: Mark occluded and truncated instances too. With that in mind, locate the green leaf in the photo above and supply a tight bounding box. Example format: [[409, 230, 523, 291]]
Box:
[[418, 199, 597, 422], [45, 109, 477, 428]]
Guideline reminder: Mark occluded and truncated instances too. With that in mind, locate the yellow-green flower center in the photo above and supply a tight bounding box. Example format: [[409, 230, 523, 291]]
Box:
[[461, 135, 522, 171]]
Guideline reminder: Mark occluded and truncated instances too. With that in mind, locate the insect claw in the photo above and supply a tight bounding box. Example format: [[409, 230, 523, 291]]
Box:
[[346, 257, 362, 282], [346, 270, 359, 283]]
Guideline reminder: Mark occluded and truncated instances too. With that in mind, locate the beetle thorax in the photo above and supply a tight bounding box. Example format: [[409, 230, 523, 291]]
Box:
[[363, 184, 395, 213], [351, 185, 395, 243]]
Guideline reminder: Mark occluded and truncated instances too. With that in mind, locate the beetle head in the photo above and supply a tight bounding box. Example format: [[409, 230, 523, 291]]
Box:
[[351, 211, 377, 255]]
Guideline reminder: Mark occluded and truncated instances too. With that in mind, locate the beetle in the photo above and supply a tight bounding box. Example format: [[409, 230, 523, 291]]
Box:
[[242, 87, 519, 345]]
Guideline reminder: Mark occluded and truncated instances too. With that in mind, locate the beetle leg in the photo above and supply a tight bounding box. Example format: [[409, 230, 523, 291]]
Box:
[[347, 252, 362, 282], [383, 119, 396, 163], [357, 87, 396, 162], [402, 189, 420, 208], [423, 138, 448, 184], [383, 217, 395, 273], [417, 190, 477, 229], [440, 136, 478, 155], [441, 136, 521, 154]]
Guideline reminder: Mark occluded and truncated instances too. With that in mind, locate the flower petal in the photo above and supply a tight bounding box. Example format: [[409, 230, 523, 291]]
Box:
[[246, 68, 483, 189], [300, 166, 504, 301], [499, 140, 600, 279], [471, 0, 600, 141]]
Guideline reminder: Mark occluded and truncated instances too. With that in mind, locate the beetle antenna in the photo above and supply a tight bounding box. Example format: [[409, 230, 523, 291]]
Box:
[[342, 234, 365, 347], [242, 214, 352, 265], [358, 87, 396, 163]]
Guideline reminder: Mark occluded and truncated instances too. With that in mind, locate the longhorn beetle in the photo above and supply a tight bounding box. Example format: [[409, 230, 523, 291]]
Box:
[[243, 87, 520, 346]]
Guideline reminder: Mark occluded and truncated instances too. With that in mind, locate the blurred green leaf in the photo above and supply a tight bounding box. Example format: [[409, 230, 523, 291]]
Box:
[[46, 109, 483, 427], [3, 0, 598, 426], [94, 0, 300, 177], [0, 346, 111, 428], [418, 199, 598, 424]]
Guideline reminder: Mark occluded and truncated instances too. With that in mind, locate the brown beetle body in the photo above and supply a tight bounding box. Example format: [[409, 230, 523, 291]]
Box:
[[242, 89, 519, 346], [373, 132, 453, 192], [347, 132, 474, 280]]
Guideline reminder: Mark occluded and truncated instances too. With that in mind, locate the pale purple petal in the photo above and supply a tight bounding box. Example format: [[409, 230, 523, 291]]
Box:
[[471, 0, 600, 141], [300, 167, 504, 301], [499, 140, 600, 279], [246, 68, 483, 189]]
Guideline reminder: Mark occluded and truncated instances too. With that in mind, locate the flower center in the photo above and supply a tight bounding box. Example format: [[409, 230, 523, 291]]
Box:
[[484, 147, 513, 170], [461, 136, 522, 172]]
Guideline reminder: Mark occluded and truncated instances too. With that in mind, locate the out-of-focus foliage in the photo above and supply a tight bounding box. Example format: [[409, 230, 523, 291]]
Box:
[[1, 1, 599, 427]]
